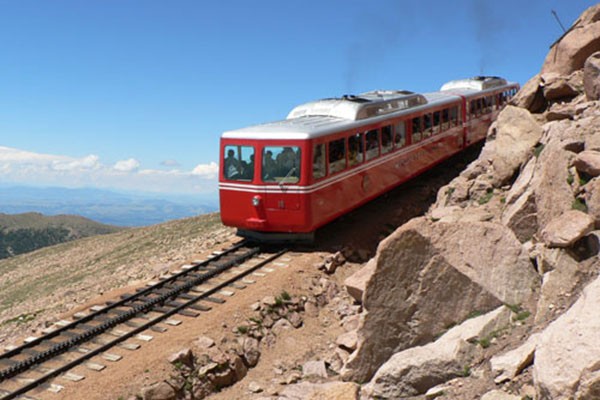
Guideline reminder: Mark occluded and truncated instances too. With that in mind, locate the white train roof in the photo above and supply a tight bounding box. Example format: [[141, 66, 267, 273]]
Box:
[[222, 77, 516, 140], [440, 76, 508, 92]]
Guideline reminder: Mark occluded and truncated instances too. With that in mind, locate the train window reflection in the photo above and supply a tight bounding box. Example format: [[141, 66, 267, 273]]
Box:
[[348, 134, 364, 167], [313, 143, 326, 180], [365, 129, 379, 160], [441, 109, 450, 130], [423, 114, 432, 138], [433, 111, 440, 134], [262, 146, 300, 183], [328, 138, 346, 174], [412, 116, 422, 143], [449, 106, 459, 126], [395, 122, 406, 147], [381, 125, 393, 154], [224, 145, 255, 181]]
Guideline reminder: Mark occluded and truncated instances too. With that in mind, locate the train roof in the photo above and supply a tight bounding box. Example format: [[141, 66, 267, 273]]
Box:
[[222, 77, 517, 141], [440, 76, 508, 92]]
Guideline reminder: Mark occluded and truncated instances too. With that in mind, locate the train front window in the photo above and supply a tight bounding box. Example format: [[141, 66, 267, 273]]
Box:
[[262, 146, 301, 183], [223, 145, 255, 181]]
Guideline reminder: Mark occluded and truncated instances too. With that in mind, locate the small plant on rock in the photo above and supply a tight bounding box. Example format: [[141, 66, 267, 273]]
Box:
[[533, 143, 544, 158], [478, 189, 494, 205], [572, 198, 588, 212], [280, 290, 291, 301], [461, 365, 471, 377]]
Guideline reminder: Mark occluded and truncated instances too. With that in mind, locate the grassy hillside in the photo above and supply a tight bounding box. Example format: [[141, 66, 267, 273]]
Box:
[[0, 212, 234, 338], [0, 212, 122, 259]]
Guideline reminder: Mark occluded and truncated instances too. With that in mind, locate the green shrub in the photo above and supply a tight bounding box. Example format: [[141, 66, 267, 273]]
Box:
[[534, 143, 544, 158], [572, 198, 588, 212], [280, 290, 291, 301], [478, 189, 494, 205]]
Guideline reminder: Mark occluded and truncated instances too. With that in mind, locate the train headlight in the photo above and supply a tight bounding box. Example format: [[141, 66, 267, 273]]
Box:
[[252, 195, 261, 207]]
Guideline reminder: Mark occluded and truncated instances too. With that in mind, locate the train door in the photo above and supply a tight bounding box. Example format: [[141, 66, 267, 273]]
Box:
[[260, 145, 302, 229]]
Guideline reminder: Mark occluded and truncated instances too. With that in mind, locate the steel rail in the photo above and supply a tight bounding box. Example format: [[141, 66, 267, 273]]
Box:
[[0, 240, 249, 364], [0, 244, 287, 400]]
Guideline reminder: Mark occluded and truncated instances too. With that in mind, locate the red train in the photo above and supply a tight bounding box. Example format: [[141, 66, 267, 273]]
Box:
[[219, 76, 519, 241]]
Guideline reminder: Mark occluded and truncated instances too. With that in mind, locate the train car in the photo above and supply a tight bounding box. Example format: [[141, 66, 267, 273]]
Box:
[[219, 76, 519, 241]]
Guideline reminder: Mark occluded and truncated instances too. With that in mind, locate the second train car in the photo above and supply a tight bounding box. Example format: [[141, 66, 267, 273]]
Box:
[[219, 76, 519, 241]]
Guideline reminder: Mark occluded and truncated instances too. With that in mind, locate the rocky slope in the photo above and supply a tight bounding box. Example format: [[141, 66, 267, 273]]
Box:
[[338, 4, 600, 399]]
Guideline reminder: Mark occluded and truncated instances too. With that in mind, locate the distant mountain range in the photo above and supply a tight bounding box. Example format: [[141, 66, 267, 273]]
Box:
[[0, 186, 218, 226], [0, 212, 123, 259]]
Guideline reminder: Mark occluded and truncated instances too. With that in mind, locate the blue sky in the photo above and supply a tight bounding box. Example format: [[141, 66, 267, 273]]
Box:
[[0, 0, 597, 198]]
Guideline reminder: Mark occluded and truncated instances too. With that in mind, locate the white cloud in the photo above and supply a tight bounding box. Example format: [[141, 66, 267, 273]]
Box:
[[113, 158, 140, 172], [0, 146, 219, 194], [192, 162, 219, 179], [53, 155, 101, 171]]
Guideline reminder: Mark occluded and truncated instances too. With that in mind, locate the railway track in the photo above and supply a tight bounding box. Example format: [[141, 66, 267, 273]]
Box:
[[0, 241, 287, 400]]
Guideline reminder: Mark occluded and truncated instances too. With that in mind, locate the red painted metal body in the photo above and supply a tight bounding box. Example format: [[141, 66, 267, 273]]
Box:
[[218, 77, 519, 239]]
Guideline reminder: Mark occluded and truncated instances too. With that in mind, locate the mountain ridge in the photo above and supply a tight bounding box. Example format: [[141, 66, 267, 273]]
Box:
[[0, 212, 123, 259]]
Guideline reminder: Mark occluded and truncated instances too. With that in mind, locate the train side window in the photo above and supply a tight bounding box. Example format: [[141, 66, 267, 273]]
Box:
[[365, 129, 380, 160], [381, 125, 393, 154], [449, 106, 458, 126], [485, 96, 493, 113], [394, 121, 406, 148], [441, 109, 449, 131], [312, 143, 326, 180], [224, 145, 255, 182], [433, 111, 441, 134], [328, 138, 346, 174], [412, 116, 422, 143], [262, 146, 301, 183], [348, 134, 364, 167], [423, 114, 432, 138]]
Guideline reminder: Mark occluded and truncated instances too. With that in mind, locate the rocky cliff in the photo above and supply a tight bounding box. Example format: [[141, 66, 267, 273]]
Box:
[[341, 4, 600, 399]]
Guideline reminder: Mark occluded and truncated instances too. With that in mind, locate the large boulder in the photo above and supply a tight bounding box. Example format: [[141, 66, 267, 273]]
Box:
[[534, 247, 593, 324], [542, 4, 600, 75], [362, 306, 510, 399], [344, 258, 376, 303], [502, 188, 538, 243], [574, 149, 600, 177], [491, 333, 539, 384], [540, 210, 595, 248], [341, 218, 539, 383], [532, 130, 577, 231], [542, 71, 583, 101], [534, 275, 600, 399], [478, 106, 543, 187], [511, 74, 546, 113], [584, 51, 600, 100]]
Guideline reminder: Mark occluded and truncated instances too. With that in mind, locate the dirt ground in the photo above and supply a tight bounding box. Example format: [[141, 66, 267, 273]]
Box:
[[10, 148, 481, 400]]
